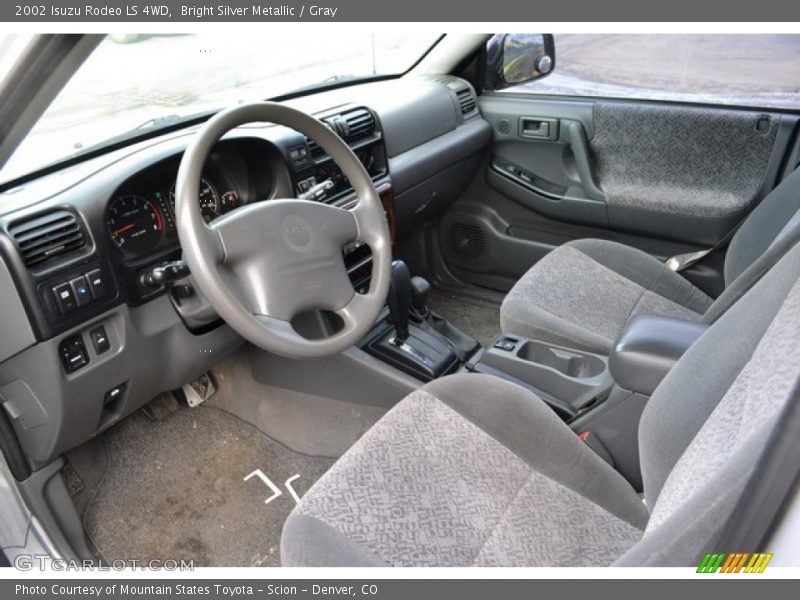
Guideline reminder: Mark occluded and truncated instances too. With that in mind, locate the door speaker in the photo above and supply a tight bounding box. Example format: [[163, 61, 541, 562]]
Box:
[[449, 222, 488, 260]]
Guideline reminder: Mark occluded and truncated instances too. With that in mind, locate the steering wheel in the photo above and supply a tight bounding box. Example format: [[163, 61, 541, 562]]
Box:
[[175, 102, 391, 358]]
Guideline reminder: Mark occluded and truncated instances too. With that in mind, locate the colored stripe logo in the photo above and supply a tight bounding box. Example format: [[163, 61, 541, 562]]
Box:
[[697, 552, 773, 573]]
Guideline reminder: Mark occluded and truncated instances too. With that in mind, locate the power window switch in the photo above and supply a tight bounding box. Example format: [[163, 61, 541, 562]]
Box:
[[90, 326, 110, 355], [52, 283, 77, 313], [69, 276, 92, 307]]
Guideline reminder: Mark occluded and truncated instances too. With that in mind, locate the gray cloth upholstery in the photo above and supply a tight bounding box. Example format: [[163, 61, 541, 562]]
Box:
[[591, 102, 778, 219], [282, 242, 800, 567], [282, 374, 646, 567], [500, 239, 712, 353], [616, 243, 800, 565], [722, 166, 800, 284], [500, 168, 800, 354], [638, 241, 800, 509]]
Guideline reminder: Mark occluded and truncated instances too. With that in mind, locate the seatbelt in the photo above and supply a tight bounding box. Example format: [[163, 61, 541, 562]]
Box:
[[665, 219, 744, 273], [667, 167, 799, 273]]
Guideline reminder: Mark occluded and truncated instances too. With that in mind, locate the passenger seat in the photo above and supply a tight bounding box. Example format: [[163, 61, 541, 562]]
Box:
[[500, 168, 800, 353]]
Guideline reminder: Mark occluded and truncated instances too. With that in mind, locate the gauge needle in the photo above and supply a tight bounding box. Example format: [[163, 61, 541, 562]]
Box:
[[114, 223, 135, 235]]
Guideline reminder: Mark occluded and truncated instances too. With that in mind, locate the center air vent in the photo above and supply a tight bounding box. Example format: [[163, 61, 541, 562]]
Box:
[[341, 108, 376, 139], [305, 107, 376, 157], [9, 210, 85, 268]]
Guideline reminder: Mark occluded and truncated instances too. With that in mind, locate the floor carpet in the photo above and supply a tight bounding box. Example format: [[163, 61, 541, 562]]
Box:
[[83, 406, 333, 567], [427, 288, 502, 348]]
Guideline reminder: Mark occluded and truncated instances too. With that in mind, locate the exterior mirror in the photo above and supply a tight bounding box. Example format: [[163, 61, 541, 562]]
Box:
[[486, 34, 556, 90]]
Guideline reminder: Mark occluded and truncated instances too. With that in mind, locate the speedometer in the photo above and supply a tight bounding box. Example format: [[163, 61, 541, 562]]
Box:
[[107, 195, 164, 254], [170, 177, 220, 223]]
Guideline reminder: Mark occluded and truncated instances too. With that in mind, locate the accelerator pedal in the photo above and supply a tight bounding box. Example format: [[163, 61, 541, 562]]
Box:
[[182, 372, 216, 408]]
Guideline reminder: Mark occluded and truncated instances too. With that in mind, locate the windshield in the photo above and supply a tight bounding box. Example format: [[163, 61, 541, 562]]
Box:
[[0, 32, 441, 185]]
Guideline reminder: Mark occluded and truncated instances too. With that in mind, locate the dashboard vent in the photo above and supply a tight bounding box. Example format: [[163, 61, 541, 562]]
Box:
[[306, 137, 323, 157], [305, 108, 376, 157], [437, 76, 477, 115], [455, 88, 477, 115], [342, 108, 376, 140], [9, 210, 85, 268]]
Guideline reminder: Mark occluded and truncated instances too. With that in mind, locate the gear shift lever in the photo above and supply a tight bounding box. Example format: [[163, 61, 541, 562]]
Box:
[[387, 260, 412, 343]]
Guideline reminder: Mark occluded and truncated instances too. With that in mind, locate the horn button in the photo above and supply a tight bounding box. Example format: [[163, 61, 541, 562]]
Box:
[[282, 214, 313, 249]]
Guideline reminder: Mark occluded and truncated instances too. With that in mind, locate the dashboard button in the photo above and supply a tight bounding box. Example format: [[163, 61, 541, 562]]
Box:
[[85, 269, 107, 300], [90, 326, 110, 355], [59, 334, 89, 374], [69, 276, 92, 307], [52, 283, 77, 313]]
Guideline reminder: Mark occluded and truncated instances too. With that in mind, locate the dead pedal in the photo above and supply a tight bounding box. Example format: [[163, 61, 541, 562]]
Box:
[[182, 372, 216, 407], [141, 391, 181, 421], [61, 462, 84, 496]]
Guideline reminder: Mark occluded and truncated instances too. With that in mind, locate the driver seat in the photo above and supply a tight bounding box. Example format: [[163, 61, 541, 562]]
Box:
[[280, 241, 800, 567]]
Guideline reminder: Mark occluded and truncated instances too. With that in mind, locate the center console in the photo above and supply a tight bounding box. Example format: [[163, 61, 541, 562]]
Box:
[[362, 261, 479, 382], [468, 336, 613, 421]]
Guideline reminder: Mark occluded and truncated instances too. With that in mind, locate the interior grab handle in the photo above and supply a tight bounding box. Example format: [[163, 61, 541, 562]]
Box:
[[563, 120, 605, 203]]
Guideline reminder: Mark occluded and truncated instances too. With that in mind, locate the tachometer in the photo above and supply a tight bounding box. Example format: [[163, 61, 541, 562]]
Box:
[[107, 194, 164, 254], [170, 177, 220, 222]]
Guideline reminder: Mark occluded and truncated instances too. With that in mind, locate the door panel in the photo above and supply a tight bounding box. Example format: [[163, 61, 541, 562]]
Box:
[[592, 101, 790, 244], [438, 93, 798, 294]]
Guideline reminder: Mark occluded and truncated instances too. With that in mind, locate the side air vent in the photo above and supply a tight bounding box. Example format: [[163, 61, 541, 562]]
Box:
[[8, 210, 85, 268], [455, 87, 477, 115], [437, 76, 477, 115], [449, 222, 488, 261]]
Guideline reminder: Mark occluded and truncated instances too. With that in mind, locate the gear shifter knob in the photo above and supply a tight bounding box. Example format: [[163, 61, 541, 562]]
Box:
[[411, 276, 431, 313], [387, 260, 412, 343]]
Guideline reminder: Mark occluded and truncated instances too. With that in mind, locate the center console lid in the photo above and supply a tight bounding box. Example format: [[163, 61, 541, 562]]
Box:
[[609, 315, 709, 396]]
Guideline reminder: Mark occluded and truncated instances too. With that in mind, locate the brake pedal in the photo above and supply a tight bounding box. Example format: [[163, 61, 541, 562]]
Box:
[[183, 372, 216, 408], [142, 391, 181, 421]]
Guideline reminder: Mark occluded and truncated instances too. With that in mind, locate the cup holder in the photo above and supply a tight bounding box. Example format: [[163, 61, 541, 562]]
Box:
[[517, 340, 606, 379]]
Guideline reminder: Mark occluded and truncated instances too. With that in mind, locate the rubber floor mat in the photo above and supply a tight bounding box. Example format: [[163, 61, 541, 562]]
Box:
[[427, 288, 501, 348], [83, 405, 334, 567]]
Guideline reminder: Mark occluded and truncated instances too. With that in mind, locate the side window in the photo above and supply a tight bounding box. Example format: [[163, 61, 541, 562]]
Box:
[[491, 34, 800, 110]]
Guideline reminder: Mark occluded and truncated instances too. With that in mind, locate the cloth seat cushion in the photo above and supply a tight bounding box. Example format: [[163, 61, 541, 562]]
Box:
[[281, 373, 648, 567], [500, 238, 713, 354]]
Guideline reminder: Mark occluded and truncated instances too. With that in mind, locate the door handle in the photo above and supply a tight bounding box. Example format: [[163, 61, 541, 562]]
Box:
[[519, 117, 558, 140]]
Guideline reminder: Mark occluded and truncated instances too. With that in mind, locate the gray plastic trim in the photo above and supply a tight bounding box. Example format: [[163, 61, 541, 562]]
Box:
[[17, 457, 92, 560], [388, 118, 491, 194], [477, 335, 612, 410], [609, 315, 709, 397], [0, 256, 34, 363], [0, 298, 242, 466], [0, 453, 64, 565]]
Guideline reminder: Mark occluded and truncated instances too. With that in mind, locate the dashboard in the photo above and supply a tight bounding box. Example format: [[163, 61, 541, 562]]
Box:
[[0, 75, 491, 466], [105, 138, 290, 263]]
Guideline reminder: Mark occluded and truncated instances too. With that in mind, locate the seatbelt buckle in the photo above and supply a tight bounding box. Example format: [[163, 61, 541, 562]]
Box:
[[578, 431, 615, 467]]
